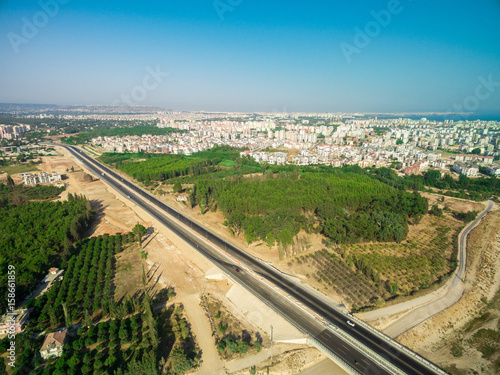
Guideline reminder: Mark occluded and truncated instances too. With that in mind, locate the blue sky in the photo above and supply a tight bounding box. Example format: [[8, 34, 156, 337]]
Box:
[[0, 0, 499, 113]]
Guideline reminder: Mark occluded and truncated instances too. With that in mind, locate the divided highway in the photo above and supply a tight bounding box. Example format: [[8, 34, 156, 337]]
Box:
[[61, 144, 447, 375]]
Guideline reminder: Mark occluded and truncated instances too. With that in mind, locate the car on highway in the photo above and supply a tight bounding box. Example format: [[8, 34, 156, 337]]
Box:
[[101, 172, 105, 176], [127, 195, 130, 199], [347, 320, 355, 327], [235, 267, 240, 273]]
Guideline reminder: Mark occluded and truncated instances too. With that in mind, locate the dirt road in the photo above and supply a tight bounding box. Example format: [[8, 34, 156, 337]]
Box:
[[360, 201, 495, 338], [181, 293, 224, 375]]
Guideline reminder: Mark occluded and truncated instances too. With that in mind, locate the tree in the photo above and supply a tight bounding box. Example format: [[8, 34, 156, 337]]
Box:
[[265, 232, 275, 248], [93, 359, 104, 370], [228, 212, 246, 235], [429, 204, 443, 217], [173, 181, 183, 193], [388, 282, 399, 296], [171, 347, 193, 374], [462, 210, 478, 223], [81, 363, 92, 374], [119, 328, 128, 340], [237, 341, 249, 354], [0, 357, 7, 375], [254, 341, 262, 352], [6, 174, 14, 188], [133, 223, 147, 249], [83, 173, 93, 182]]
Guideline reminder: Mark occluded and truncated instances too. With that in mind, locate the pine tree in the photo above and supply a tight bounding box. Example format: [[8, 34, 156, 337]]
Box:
[[133, 223, 147, 249], [6, 174, 15, 188]]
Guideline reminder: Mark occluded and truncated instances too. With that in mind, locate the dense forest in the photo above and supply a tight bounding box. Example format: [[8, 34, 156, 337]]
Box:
[[64, 125, 186, 145], [98, 147, 431, 247], [0, 182, 64, 204], [98, 146, 251, 184], [338, 165, 499, 202], [99, 153, 217, 183], [190, 171, 428, 246], [0, 193, 94, 313], [97, 146, 495, 247]]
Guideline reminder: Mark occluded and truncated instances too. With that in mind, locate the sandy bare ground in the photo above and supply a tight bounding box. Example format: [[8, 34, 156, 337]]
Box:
[[49, 146, 325, 374], [300, 358, 349, 375], [37, 154, 142, 236], [181, 293, 224, 375], [230, 346, 329, 375]]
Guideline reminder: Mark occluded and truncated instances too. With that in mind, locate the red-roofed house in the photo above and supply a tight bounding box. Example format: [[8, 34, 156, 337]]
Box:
[[40, 329, 68, 360], [404, 163, 421, 175]]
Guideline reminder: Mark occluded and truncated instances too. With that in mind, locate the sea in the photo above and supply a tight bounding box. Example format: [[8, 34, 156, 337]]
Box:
[[371, 113, 500, 123]]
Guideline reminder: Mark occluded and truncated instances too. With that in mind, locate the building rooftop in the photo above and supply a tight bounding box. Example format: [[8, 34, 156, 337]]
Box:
[[41, 329, 68, 351]]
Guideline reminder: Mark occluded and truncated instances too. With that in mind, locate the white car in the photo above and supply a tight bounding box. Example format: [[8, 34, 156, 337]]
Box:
[[347, 320, 355, 327]]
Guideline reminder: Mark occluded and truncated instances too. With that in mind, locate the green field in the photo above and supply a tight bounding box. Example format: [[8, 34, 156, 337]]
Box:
[[219, 160, 236, 167], [0, 163, 39, 174]]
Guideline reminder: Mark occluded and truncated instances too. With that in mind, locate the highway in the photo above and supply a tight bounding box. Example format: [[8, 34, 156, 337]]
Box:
[[61, 144, 447, 375]]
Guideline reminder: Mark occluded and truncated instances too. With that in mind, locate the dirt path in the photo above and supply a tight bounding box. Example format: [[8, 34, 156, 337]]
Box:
[[398, 208, 500, 373], [180, 293, 224, 375], [359, 201, 494, 337]]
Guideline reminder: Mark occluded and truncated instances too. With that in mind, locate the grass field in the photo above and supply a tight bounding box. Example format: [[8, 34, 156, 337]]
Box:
[[218, 160, 236, 167], [0, 163, 39, 175]]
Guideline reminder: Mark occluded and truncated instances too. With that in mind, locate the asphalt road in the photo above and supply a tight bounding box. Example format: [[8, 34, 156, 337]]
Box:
[[62, 144, 446, 375]]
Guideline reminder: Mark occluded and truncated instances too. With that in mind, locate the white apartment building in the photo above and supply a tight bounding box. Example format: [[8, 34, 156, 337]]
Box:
[[452, 162, 479, 177], [22, 172, 62, 185]]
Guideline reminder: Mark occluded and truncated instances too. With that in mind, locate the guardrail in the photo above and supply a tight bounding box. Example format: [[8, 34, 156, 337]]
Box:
[[308, 337, 360, 375], [266, 259, 448, 375], [346, 314, 448, 375]]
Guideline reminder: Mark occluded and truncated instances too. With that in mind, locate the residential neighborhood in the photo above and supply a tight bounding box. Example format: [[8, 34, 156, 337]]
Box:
[[84, 114, 499, 177]]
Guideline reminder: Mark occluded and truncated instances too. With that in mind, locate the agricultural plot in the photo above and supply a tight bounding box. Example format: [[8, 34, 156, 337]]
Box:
[[341, 214, 462, 295], [292, 214, 463, 310], [28, 234, 129, 331], [9, 233, 197, 375], [293, 249, 387, 309]]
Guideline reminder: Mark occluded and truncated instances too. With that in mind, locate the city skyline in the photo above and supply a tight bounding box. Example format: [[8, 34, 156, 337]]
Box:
[[1, 0, 499, 114]]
